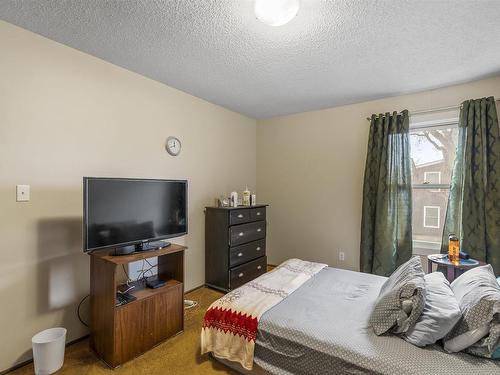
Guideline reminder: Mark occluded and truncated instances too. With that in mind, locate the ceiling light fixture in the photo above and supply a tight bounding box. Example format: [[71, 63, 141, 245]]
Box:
[[254, 0, 299, 27]]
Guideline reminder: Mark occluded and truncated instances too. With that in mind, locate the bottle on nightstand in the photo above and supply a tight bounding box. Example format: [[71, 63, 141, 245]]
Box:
[[448, 234, 460, 263]]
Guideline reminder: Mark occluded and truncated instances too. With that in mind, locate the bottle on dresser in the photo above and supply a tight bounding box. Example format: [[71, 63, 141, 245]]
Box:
[[243, 186, 251, 206]]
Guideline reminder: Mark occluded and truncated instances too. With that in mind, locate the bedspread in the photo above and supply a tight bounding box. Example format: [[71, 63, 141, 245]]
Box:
[[201, 258, 327, 370]]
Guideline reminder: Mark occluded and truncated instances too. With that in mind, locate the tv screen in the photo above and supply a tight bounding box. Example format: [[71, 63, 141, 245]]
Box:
[[83, 177, 187, 252]]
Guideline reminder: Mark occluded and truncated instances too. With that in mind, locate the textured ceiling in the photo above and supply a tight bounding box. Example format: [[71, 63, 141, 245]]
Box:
[[1, 1, 500, 119]]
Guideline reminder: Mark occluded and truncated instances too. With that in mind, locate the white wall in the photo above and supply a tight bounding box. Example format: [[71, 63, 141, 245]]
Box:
[[257, 76, 500, 271], [0, 21, 256, 371]]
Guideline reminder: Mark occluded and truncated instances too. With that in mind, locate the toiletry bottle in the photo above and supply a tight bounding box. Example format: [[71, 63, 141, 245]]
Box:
[[230, 191, 238, 207], [243, 186, 251, 207], [250, 194, 256, 206]]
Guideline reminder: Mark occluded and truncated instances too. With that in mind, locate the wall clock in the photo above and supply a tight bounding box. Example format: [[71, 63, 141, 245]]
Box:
[[165, 136, 181, 156]]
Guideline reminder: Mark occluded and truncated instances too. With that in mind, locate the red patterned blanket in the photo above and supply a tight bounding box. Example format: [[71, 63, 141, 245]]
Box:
[[201, 258, 327, 370]]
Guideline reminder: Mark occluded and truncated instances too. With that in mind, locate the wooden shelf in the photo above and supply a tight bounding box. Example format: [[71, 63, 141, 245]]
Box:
[[93, 243, 187, 265], [90, 243, 185, 368], [116, 279, 181, 308]]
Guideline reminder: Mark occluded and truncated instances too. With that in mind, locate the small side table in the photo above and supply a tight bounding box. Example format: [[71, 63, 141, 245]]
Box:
[[427, 254, 484, 283]]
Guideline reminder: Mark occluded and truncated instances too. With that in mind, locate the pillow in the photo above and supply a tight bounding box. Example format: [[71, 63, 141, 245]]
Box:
[[404, 272, 461, 347], [444, 265, 500, 358], [370, 256, 426, 335], [444, 324, 489, 353]]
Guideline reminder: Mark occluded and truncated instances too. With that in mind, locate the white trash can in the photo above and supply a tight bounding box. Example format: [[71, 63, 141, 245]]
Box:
[[31, 327, 67, 375]]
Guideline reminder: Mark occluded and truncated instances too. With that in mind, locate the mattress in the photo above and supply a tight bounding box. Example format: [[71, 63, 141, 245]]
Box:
[[243, 267, 500, 375]]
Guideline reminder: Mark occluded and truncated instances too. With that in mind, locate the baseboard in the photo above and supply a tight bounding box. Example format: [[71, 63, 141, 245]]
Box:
[[0, 335, 89, 375], [1, 285, 207, 374], [184, 284, 205, 294], [0, 358, 32, 375]]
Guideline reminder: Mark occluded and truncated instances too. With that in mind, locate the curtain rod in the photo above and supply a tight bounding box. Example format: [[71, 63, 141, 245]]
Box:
[[365, 98, 500, 121]]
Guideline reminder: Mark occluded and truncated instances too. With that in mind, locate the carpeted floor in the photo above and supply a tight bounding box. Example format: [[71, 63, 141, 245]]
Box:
[[10, 287, 237, 375]]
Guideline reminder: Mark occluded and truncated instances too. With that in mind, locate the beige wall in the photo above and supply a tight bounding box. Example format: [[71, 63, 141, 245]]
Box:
[[0, 21, 256, 371], [257, 76, 500, 271], [2, 18, 500, 373]]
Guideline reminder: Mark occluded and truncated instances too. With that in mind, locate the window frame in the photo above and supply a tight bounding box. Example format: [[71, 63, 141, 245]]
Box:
[[410, 117, 458, 255], [423, 205, 440, 228], [410, 120, 458, 191]]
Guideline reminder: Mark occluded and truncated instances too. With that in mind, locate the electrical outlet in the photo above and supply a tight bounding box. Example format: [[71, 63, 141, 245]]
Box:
[[339, 251, 345, 262]]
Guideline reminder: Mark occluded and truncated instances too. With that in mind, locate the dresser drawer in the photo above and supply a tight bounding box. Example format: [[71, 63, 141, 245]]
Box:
[[230, 256, 267, 289], [229, 209, 251, 225], [229, 239, 266, 267], [229, 221, 266, 246], [250, 207, 266, 221]]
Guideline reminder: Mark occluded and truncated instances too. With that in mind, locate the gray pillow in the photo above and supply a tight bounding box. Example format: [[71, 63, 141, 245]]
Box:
[[370, 256, 426, 335], [444, 264, 500, 358], [404, 272, 461, 347]]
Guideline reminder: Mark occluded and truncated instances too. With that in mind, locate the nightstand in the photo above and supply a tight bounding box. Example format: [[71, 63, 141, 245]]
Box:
[[427, 254, 485, 282]]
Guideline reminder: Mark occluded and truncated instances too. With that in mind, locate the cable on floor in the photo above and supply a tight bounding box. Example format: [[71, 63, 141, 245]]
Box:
[[184, 299, 198, 309], [77, 294, 90, 327]]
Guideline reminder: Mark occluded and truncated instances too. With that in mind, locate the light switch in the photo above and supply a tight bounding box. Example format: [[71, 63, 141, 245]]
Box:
[[16, 185, 30, 202]]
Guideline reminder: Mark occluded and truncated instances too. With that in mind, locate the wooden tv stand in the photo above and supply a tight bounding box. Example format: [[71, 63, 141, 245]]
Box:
[[89, 243, 186, 368]]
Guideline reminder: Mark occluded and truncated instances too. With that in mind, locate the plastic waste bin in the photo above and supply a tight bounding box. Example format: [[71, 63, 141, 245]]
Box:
[[31, 327, 66, 375]]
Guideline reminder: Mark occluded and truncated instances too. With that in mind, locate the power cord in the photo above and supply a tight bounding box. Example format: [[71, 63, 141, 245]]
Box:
[[184, 299, 198, 309], [122, 264, 132, 286], [136, 258, 158, 282], [119, 264, 136, 294], [143, 258, 157, 279], [77, 294, 90, 327]]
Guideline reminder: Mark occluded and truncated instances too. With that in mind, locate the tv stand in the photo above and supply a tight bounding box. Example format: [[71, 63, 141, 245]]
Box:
[[112, 240, 171, 256], [90, 243, 186, 368]]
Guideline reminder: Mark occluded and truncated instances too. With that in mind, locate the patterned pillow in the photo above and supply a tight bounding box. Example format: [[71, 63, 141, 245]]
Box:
[[370, 256, 426, 335], [445, 264, 500, 358]]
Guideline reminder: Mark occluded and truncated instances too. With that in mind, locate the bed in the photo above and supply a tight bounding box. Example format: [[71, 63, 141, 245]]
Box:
[[210, 267, 500, 375]]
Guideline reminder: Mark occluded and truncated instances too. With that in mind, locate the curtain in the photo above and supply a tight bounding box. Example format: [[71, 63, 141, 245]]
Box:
[[441, 97, 500, 274], [360, 110, 413, 276]]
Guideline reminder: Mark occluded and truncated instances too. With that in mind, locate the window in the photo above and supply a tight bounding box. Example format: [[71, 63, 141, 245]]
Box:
[[423, 206, 440, 228], [410, 116, 459, 255], [424, 171, 441, 192]]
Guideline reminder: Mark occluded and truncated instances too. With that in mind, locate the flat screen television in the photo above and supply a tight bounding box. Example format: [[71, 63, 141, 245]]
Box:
[[83, 177, 187, 254]]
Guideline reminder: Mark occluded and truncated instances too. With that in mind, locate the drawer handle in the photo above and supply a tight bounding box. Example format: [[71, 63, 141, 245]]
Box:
[[238, 273, 244, 278], [257, 266, 262, 270], [238, 252, 243, 257], [237, 214, 244, 218], [257, 228, 262, 232], [256, 212, 261, 216], [256, 246, 261, 251], [239, 232, 244, 237]]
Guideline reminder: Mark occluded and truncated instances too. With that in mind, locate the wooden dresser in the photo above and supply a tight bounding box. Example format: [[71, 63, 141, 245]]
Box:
[[205, 205, 268, 292]]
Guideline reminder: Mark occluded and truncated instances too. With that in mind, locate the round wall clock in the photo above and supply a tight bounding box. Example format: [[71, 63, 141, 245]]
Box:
[[165, 136, 181, 156]]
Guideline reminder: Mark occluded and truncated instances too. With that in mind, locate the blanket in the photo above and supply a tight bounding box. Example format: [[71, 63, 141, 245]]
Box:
[[201, 258, 327, 370]]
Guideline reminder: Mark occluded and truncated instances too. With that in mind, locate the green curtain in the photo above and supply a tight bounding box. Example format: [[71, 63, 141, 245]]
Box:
[[441, 97, 500, 274], [360, 110, 413, 276]]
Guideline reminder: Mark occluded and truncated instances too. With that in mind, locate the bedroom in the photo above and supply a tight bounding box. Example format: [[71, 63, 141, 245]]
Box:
[[0, 1, 499, 374]]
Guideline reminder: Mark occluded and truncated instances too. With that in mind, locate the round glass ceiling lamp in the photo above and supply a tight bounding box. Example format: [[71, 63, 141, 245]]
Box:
[[254, 0, 300, 27]]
